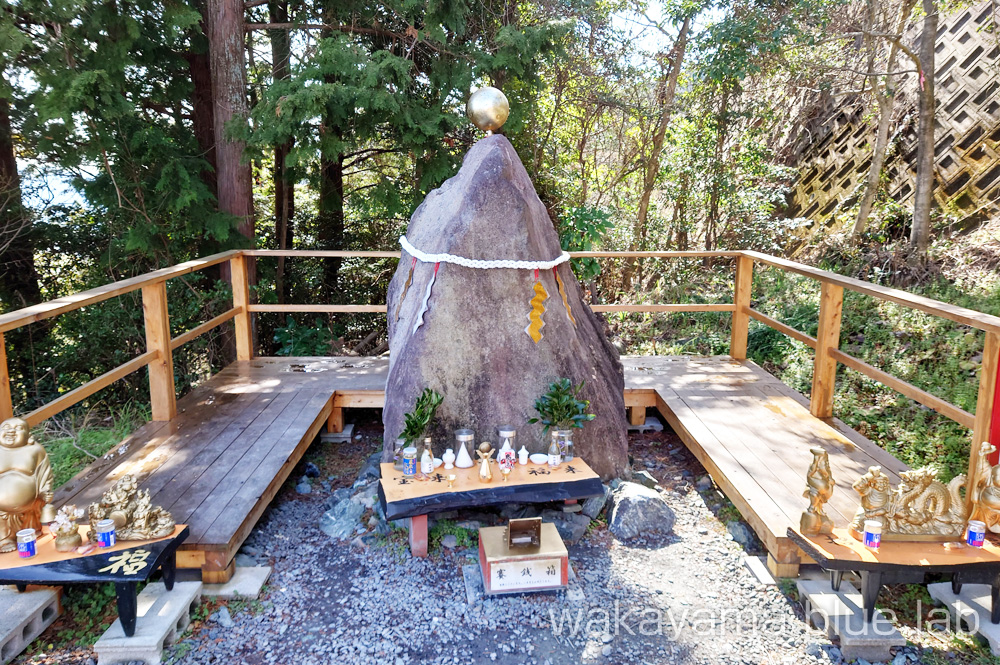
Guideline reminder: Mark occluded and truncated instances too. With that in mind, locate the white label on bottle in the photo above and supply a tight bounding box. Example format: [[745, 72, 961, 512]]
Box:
[[490, 557, 562, 591], [548, 454, 560, 467]]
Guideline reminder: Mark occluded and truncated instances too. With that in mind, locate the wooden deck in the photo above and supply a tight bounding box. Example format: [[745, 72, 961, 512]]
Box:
[[53, 357, 387, 582], [621, 356, 908, 574], [53, 354, 906, 580]]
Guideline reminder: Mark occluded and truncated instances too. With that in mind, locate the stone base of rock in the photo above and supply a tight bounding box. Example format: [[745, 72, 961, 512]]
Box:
[[94, 581, 202, 665], [201, 566, 271, 600], [319, 423, 354, 443], [626, 416, 664, 433], [0, 587, 59, 665], [796, 578, 904, 662], [928, 582, 1000, 655], [607, 481, 676, 540]]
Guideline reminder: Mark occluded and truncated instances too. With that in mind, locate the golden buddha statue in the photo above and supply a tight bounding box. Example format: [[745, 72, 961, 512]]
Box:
[[0, 417, 55, 552], [970, 442, 1000, 533]]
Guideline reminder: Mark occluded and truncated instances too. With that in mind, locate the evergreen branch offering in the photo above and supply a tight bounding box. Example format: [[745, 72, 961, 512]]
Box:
[[401, 388, 444, 445], [529, 378, 596, 432]]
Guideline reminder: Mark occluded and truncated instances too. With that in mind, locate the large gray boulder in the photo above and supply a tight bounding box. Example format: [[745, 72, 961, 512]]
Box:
[[382, 135, 629, 479], [608, 482, 676, 540]]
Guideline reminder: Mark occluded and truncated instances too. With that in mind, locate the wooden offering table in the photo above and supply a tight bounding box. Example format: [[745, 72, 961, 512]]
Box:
[[788, 527, 1000, 624], [0, 525, 189, 636], [379, 459, 603, 556]]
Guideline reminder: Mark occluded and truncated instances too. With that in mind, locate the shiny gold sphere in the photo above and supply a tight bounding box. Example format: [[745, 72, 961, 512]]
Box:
[[466, 87, 509, 133]]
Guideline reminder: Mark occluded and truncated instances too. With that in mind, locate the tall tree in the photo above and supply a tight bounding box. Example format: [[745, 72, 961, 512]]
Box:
[[909, 0, 937, 255], [207, 0, 254, 246], [269, 0, 294, 302]]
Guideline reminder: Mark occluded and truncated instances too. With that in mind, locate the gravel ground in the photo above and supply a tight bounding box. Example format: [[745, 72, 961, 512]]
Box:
[[16, 418, 995, 665]]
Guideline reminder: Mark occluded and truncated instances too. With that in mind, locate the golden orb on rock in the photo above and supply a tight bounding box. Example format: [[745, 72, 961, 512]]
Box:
[[466, 86, 509, 134]]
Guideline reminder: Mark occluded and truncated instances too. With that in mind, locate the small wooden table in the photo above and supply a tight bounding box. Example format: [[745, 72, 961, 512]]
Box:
[[0, 525, 189, 636], [788, 527, 1000, 624], [378, 459, 603, 556]]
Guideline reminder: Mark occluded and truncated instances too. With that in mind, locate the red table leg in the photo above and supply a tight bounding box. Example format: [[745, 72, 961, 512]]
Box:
[[409, 514, 428, 557]]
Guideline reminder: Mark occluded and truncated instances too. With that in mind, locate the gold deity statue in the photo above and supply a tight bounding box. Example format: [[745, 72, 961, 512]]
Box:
[[800, 448, 834, 536], [0, 417, 55, 552], [849, 464, 968, 541], [89, 474, 175, 541], [970, 442, 1000, 533]]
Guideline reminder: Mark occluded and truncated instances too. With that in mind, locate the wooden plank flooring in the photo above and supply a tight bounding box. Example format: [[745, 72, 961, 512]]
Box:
[[53, 353, 905, 578], [621, 355, 908, 567], [53, 357, 388, 579]]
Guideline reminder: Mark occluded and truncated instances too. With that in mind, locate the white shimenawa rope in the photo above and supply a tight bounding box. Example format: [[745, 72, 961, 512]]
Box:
[[400, 236, 570, 270]]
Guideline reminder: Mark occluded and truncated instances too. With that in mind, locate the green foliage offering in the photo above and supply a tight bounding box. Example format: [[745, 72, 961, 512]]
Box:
[[401, 388, 445, 445], [273, 317, 333, 356], [529, 378, 596, 432]]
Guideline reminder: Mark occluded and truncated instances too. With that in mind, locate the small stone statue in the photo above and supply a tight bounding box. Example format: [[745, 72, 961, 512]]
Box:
[[0, 417, 55, 552], [970, 442, 1000, 533], [800, 448, 834, 535], [89, 475, 175, 541]]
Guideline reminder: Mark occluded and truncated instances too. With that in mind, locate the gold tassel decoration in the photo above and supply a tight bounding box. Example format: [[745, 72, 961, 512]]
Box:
[[524, 269, 548, 343], [553, 267, 576, 326], [395, 257, 417, 322]]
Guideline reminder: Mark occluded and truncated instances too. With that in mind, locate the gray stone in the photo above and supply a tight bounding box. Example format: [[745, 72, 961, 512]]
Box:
[[552, 517, 589, 545], [0, 587, 59, 665], [796, 578, 903, 662], [891, 654, 908, 665], [581, 485, 610, 518], [441, 534, 458, 548], [215, 606, 234, 628], [351, 482, 378, 509], [320, 498, 365, 540], [726, 521, 760, 551], [303, 461, 321, 478], [356, 451, 382, 485], [607, 482, 675, 540], [381, 134, 630, 480], [295, 481, 312, 494], [633, 470, 659, 489], [696, 476, 712, 491]]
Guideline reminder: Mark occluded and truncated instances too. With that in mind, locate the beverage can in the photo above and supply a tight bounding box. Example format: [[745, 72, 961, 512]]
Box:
[[96, 518, 116, 548], [16, 528, 36, 559], [863, 520, 882, 551], [967, 520, 986, 548]]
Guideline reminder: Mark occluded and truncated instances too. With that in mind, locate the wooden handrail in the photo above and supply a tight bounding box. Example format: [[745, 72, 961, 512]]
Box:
[[742, 250, 1000, 335], [829, 348, 976, 428], [0, 250, 240, 334], [747, 309, 818, 349], [169, 307, 241, 351], [22, 350, 158, 427], [0, 247, 995, 444]]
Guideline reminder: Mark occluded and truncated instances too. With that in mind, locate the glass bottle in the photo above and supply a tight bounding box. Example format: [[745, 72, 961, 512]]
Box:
[[420, 437, 435, 475], [559, 430, 574, 462], [392, 438, 406, 471], [402, 447, 418, 477], [547, 430, 561, 468]]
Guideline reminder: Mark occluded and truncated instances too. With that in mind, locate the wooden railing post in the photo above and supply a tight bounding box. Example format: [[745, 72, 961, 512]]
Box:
[[969, 332, 1000, 502], [730, 254, 754, 360], [810, 282, 844, 419], [230, 253, 253, 361], [142, 281, 177, 421], [0, 332, 12, 421]]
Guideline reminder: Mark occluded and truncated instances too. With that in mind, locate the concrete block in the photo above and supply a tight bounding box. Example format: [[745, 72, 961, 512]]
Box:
[[0, 587, 59, 665], [797, 578, 904, 662], [95, 581, 202, 665], [626, 416, 664, 433], [320, 423, 354, 443], [928, 582, 1000, 655], [201, 566, 271, 600]]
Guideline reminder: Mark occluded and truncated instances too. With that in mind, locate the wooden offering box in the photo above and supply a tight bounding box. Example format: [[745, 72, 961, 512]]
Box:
[[479, 522, 568, 595]]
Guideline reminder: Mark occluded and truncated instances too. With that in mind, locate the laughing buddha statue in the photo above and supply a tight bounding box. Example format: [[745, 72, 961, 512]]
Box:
[[0, 418, 55, 552]]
